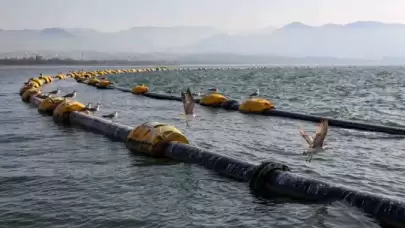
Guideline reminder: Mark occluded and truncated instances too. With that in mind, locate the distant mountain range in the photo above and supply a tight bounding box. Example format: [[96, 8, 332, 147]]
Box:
[[2, 21, 405, 59]]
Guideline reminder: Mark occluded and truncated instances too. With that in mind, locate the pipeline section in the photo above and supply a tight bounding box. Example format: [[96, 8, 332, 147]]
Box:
[[27, 93, 405, 228]]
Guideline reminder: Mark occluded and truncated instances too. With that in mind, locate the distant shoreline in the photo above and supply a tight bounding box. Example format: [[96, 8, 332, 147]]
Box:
[[1, 57, 405, 67], [0, 58, 177, 66]]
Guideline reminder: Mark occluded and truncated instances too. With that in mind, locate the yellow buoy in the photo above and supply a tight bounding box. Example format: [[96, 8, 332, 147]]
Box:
[[30, 78, 45, 87], [76, 77, 86, 83], [239, 98, 275, 113], [200, 93, 227, 106], [55, 74, 66, 80], [132, 84, 149, 94], [39, 75, 52, 84], [87, 78, 100, 86], [21, 88, 41, 103], [38, 96, 65, 115], [44, 76, 53, 83], [53, 100, 87, 123], [126, 122, 189, 157], [19, 84, 36, 96], [96, 80, 113, 88]]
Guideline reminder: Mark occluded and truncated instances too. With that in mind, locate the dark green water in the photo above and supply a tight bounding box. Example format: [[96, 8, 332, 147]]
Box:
[[1, 65, 404, 227]]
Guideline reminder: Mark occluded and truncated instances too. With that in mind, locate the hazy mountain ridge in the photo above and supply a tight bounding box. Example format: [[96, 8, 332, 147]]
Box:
[[185, 21, 405, 58], [0, 26, 224, 53], [2, 21, 405, 59]]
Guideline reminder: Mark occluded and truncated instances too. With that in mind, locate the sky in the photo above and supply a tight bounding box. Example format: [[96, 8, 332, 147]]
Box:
[[1, 0, 405, 32]]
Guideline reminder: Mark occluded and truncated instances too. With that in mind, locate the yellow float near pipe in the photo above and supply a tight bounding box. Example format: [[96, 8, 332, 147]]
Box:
[[39, 75, 52, 84], [87, 78, 100, 86], [239, 98, 275, 113], [55, 74, 66, 80], [126, 122, 189, 157], [132, 84, 149, 94], [53, 100, 88, 123], [21, 88, 41, 103], [38, 96, 65, 115], [44, 76, 53, 83], [30, 78, 45, 87], [96, 79, 113, 88], [19, 84, 37, 96], [200, 93, 227, 106], [76, 77, 86, 83]]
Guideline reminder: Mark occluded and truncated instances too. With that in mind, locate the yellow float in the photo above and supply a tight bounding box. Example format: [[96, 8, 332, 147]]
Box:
[[200, 92, 227, 106], [38, 97, 65, 115], [39, 75, 52, 84], [55, 74, 66, 80], [19, 84, 37, 96], [30, 78, 45, 87], [126, 122, 189, 157], [95, 79, 113, 89], [44, 76, 53, 83], [21, 88, 42, 103], [87, 78, 100, 86], [239, 98, 275, 113], [53, 100, 88, 123], [76, 77, 86, 83], [132, 84, 149, 94]]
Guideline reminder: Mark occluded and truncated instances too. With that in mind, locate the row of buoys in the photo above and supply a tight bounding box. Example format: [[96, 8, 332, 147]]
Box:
[[74, 71, 276, 114], [18, 73, 405, 227], [69, 67, 281, 114], [72, 68, 168, 90]]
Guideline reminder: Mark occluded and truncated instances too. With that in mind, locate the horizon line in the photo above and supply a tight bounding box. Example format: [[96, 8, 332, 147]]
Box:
[[1, 20, 404, 33]]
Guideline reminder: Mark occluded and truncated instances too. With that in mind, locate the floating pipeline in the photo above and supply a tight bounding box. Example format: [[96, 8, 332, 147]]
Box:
[[94, 84, 405, 135], [24, 86, 405, 227]]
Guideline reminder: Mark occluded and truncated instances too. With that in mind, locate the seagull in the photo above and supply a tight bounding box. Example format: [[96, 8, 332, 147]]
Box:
[[249, 89, 260, 97], [48, 88, 61, 95], [181, 88, 195, 126], [86, 103, 101, 112], [63, 90, 77, 99], [102, 111, 118, 120], [85, 102, 92, 109], [299, 119, 329, 162]]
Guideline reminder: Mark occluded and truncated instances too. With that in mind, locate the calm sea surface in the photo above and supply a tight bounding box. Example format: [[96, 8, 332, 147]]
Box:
[[1, 65, 405, 227]]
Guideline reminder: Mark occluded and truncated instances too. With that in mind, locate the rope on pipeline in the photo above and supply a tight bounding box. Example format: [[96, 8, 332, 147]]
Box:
[[19, 72, 405, 227], [73, 71, 405, 136]]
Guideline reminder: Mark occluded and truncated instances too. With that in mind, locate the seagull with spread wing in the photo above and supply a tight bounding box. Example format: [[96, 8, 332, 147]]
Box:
[[299, 119, 329, 162], [180, 88, 196, 126]]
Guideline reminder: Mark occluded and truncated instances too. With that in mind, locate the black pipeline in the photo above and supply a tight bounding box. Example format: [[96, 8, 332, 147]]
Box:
[[112, 86, 405, 135], [32, 94, 405, 227], [164, 142, 405, 228]]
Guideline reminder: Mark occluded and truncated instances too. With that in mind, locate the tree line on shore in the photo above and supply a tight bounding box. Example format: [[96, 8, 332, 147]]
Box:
[[0, 56, 175, 66]]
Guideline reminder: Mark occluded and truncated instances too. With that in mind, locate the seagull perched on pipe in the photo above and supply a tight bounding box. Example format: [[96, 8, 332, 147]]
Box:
[[180, 88, 196, 126], [249, 89, 259, 98], [102, 111, 118, 121], [85, 102, 92, 109], [86, 103, 101, 112], [63, 90, 77, 99], [299, 119, 329, 162]]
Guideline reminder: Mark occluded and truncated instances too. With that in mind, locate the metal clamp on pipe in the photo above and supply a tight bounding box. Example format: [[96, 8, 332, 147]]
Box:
[[249, 161, 291, 195]]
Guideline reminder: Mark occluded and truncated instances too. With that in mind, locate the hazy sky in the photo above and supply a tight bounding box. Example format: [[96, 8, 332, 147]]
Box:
[[1, 0, 405, 31]]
